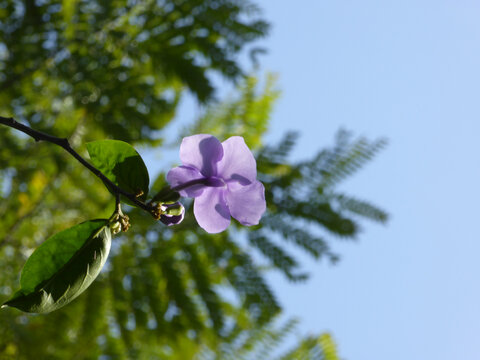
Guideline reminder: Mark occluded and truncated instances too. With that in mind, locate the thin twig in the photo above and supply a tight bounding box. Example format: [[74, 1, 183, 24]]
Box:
[[115, 193, 123, 216], [0, 116, 153, 213]]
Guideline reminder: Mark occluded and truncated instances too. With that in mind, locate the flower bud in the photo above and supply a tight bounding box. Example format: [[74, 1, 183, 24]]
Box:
[[160, 202, 185, 226]]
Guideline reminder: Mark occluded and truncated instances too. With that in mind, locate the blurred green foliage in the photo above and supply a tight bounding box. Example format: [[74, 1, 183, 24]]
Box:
[[0, 0, 387, 358]]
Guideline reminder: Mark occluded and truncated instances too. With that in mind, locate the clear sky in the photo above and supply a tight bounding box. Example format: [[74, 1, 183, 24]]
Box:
[[251, 1, 480, 359], [144, 1, 480, 359]]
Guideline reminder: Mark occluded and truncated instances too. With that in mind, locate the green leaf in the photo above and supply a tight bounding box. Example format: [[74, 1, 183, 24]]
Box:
[[2, 220, 111, 314], [86, 140, 150, 206]]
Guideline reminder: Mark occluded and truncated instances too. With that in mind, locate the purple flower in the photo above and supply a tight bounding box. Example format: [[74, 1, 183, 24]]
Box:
[[167, 134, 266, 233]]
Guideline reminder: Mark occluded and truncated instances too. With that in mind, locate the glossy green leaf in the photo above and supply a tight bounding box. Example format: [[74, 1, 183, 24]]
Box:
[[86, 140, 150, 205], [2, 220, 111, 314]]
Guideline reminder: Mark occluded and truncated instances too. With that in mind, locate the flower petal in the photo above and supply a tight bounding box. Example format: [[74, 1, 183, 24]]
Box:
[[226, 181, 266, 226], [217, 136, 256, 185], [194, 188, 231, 233], [180, 134, 223, 177], [166, 165, 205, 197]]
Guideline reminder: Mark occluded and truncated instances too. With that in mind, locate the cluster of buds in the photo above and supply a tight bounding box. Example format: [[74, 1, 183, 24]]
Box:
[[151, 201, 185, 226], [110, 213, 131, 234]]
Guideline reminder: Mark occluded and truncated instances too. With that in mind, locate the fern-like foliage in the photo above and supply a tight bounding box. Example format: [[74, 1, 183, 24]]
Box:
[[249, 129, 388, 281], [186, 74, 280, 149], [279, 332, 341, 360], [194, 315, 341, 360], [0, 68, 386, 357], [0, 0, 268, 143], [78, 79, 387, 351]]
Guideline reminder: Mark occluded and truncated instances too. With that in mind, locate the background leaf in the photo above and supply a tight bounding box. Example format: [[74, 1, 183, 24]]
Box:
[[0, 0, 384, 357], [3, 219, 111, 313], [86, 140, 150, 205]]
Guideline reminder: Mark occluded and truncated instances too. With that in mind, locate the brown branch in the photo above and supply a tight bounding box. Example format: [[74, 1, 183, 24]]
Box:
[[0, 116, 154, 213]]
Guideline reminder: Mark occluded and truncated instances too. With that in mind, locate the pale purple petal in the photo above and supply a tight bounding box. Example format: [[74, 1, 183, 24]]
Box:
[[180, 134, 224, 177], [217, 136, 256, 185], [226, 181, 266, 226], [166, 165, 205, 197], [194, 187, 231, 233]]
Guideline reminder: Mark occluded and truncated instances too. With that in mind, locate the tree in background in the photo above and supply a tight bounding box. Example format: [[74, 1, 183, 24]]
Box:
[[0, 0, 387, 358]]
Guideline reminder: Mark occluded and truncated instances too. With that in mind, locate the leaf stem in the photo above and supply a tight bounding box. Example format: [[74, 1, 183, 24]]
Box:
[[115, 193, 123, 216], [0, 116, 153, 213], [149, 177, 228, 205], [170, 178, 207, 193], [149, 178, 211, 205]]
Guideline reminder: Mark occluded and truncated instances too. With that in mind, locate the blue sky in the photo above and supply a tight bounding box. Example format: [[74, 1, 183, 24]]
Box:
[[250, 1, 480, 359], [145, 1, 480, 359]]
